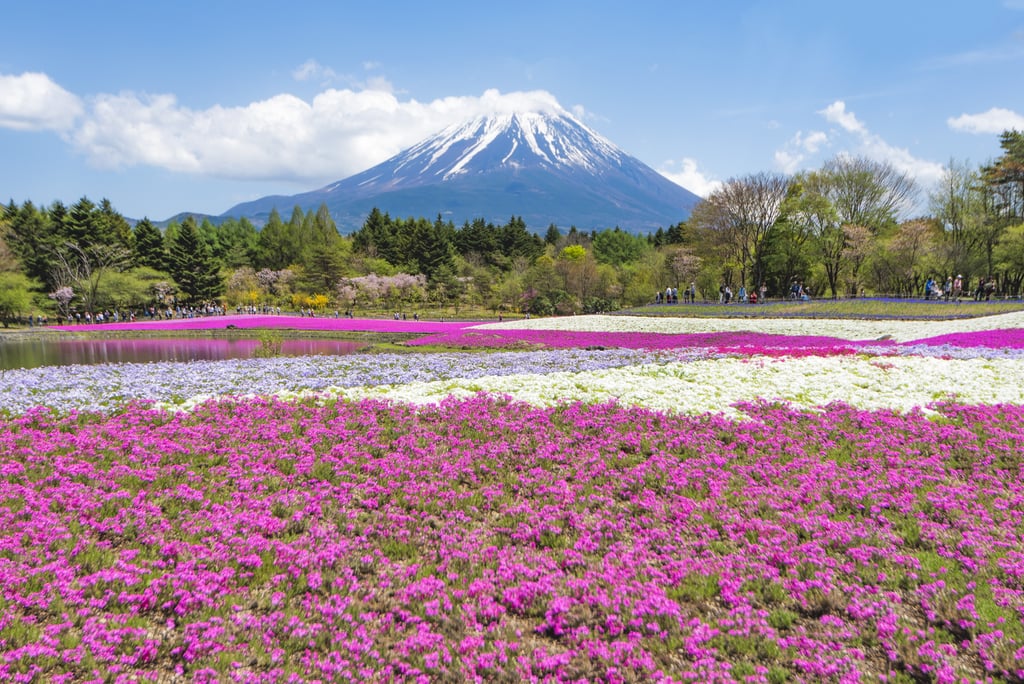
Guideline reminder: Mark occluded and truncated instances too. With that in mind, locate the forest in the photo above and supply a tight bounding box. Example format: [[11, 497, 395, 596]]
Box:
[[1, 130, 1022, 324]]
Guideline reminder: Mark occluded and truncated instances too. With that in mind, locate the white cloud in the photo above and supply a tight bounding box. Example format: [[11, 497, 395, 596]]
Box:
[[66, 85, 574, 182], [824, 100, 944, 186], [821, 102, 945, 186], [774, 148, 803, 175], [292, 60, 319, 81], [948, 107, 1024, 134], [0, 72, 83, 132], [658, 158, 722, 197], [803, 130, 828, 153], [773, 130, 830, 174], [819, 101, 865, 134], [773, 100, 945, 189]]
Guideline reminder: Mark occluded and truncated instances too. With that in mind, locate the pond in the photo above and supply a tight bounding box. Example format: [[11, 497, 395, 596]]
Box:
[[0, 336, 369, 370]]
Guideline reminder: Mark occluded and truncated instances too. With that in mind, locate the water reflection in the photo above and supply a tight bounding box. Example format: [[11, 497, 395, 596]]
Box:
[[0, 337, 368, 370]]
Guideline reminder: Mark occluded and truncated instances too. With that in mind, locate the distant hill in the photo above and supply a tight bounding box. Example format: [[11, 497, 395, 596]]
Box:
[[218, 108, 701, 233], [151, 212, 222, 230]]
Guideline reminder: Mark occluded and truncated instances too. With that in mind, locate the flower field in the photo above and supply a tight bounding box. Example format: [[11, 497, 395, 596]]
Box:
[[2, 313, 1024, 682]]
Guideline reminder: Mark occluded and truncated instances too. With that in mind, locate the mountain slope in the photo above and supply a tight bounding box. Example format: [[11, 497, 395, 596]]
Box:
[[221, 109, 700, 233]]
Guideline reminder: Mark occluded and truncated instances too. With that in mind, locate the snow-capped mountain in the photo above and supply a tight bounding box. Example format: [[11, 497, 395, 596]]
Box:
[[221, 109, 700, 232]]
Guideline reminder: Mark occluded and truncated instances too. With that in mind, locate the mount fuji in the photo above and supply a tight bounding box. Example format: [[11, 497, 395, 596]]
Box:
[[221, 108, 701, 233]]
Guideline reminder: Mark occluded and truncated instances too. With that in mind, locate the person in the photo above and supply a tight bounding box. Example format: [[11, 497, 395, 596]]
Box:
[[724, 285, 733, 303], [984, 276, 996, 301], [924, 276, 935, 300], [689, 282, 696, 303], [759, 282, 767, 303], [953, 274, 963, 302], [737, 285, 747, 303], [748, 291, 758, 304]]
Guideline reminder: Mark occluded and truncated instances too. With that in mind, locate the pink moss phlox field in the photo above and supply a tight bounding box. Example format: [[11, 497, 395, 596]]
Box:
[[907, 328, 1024, 349], [1, 397, 1022, 682], [48, 315, 481, 335], [404, 329, 894, 354]]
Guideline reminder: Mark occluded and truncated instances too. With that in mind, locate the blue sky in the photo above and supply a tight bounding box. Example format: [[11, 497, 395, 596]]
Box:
[[2, 0, 1023, 222]]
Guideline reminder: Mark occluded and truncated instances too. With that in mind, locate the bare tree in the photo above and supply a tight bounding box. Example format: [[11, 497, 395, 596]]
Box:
[[689, 172, 791, 288], [820, 156, 918, 231], [50, 242, 131, 314]]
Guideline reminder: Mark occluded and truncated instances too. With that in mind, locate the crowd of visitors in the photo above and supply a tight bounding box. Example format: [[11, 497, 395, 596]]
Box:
[[924, 274, 999, 302]]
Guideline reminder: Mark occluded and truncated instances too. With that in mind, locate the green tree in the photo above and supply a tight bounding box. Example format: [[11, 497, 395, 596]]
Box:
[[310, 204, 341, 246], [456, 217, 500, 262], [299, 243, 349, 293], [255, 209, 291, 270], [544, 223, 562, 245], [994, 222, 1024, 296], [6, 201, 59, 288], [133, 218, 167, 271], [592, 226, 648, 266], [216, 217, 260, 268], [0, 272, 35, 327], [413, 215, 457, 280], [930, 159, 988, 282], [168, 217, 223, 302], [64, 196, 97, 248], [96, 269, 162, 310], [981, 130, 1024, 220], [619, 250, 664, 306], [96, 198, 134, 253], [500, 216, 543, 261], [0, 207, 17, 272], [665, 220, 690, 245], [557, 244, 598, 311]]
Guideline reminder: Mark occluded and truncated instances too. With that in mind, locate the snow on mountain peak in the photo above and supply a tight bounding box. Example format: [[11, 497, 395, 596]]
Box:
[[394, 106, 626, 181]]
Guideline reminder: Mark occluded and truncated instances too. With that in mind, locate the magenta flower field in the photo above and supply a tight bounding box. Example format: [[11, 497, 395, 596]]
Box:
[[1, 398, 1022, 683], [3, 313, 1024, 682], [49, 314, 478, 336]]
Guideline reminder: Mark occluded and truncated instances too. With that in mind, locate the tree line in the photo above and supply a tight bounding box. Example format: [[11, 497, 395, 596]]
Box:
[[1, 130, 1022, 325]]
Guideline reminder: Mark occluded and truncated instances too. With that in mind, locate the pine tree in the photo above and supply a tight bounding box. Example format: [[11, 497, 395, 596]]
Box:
[[168, 217, 223, 302], [133, 218, 167, 271], [544, 223, 562, 245], [255, 208, 290, 270], [97, 198, 134, 252], [64, 196, 96, 248]]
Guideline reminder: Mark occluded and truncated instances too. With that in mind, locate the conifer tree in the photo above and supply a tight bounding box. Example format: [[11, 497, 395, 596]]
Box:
[[168, 217, 223, 302], [133, 218, 167, 271]]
